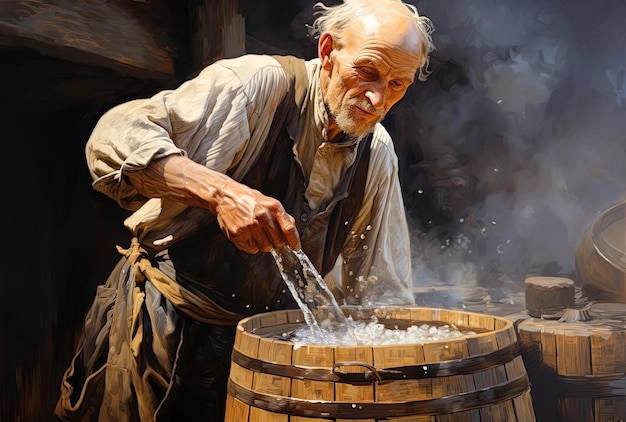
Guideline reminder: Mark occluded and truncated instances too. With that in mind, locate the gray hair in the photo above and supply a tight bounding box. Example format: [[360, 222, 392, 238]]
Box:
[[307, 0, 435, 81]]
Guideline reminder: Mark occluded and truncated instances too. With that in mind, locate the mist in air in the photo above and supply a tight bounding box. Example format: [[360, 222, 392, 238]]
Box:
[[386, 0, 626, 294]]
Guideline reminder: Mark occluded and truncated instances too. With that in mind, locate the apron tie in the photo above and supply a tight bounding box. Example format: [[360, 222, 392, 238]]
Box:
[[117, 238, 245, 332]]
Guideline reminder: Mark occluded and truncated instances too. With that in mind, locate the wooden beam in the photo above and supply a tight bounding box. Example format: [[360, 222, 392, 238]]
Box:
[[0, 0, 179, 84]]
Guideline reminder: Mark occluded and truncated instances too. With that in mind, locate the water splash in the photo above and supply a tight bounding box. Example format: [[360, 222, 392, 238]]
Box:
[[287, 317, 476, 347], [271, 245, 355, 340]]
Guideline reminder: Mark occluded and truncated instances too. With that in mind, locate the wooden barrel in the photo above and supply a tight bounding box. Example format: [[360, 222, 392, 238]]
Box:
[[517, 303, 626, 422], [225, 307, 536, 421], [575, 200, 626, 303]]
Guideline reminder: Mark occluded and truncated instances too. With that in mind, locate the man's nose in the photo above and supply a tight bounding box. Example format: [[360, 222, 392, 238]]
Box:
[[364, 82, 386, 109]]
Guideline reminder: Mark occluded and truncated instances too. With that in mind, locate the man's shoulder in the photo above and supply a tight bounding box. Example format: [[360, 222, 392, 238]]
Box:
[[192, 55, 284, 86], [210, 54, 284, 74], [212, 54, 315, 75]]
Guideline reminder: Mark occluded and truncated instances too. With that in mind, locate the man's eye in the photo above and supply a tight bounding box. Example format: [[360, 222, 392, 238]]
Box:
[[358, 68, 377, 79]]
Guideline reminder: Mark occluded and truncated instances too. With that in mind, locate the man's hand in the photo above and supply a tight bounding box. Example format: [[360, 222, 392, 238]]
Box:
[[214, 183, 300, 254], [127, 155, 301, 254]]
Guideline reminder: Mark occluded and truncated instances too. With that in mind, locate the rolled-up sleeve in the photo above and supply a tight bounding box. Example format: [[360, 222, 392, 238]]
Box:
[[86, 55, 288, 213], [86, 95, 186, 210]]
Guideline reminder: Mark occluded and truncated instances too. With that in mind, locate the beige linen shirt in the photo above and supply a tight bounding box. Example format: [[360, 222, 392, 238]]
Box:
[[86, 54, 414, 306]]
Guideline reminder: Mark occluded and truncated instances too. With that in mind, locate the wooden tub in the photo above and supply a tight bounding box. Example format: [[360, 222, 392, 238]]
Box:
[[225, 307, 535, 421]]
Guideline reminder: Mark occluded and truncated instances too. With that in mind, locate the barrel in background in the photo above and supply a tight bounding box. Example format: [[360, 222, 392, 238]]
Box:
[[517, 305, 626, 422], [576, 200, 626, 304], [225, 307, 535, 421]]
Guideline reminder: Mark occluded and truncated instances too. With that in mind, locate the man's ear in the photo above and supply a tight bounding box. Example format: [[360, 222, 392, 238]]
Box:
[[318, 33, 334, 70]]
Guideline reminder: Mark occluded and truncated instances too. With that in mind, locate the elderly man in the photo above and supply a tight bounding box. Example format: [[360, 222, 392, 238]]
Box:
[[55, 0, 434, 420]]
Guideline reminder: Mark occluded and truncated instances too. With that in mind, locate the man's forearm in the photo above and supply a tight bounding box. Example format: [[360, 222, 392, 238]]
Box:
[[126, 154, 301, 253], [126, 154, 229, 214]]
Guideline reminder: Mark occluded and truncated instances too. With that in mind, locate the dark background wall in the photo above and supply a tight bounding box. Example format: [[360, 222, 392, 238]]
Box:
[[0, 1, 220, 420], [1, 1, 624, 421]]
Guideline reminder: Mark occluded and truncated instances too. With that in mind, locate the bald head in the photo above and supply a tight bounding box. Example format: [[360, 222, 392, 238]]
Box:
[[308, 0, 435, 80], [341, 6, 423, 73], [353, 2, 421, 46]]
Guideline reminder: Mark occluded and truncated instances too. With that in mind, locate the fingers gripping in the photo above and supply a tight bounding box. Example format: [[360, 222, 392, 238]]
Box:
[[217, 193, 300, 254]]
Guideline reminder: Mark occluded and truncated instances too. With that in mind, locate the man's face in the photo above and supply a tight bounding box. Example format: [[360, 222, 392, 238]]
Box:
[[322, 12, 423, 139]]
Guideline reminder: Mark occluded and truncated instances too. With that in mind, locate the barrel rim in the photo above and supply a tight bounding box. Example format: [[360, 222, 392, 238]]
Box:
[[236, 306, 515, 347]]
